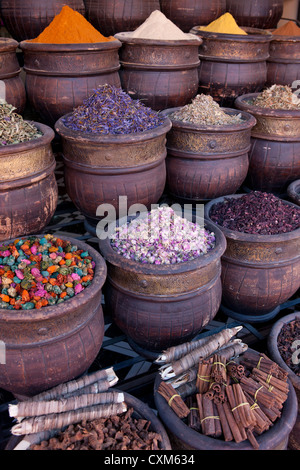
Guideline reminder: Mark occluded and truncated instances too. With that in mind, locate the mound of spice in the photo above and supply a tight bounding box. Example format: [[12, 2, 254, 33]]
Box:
[[277, 319, 300, 376], [252, 85, 300, 110], [273, 20, 300, 36], [199, 13, 247, 35], [209, 191, 300, 235], [30, 408, 162, 450], [30, 6, 115, 44], [170, 94, 243, 126], [0, 103, 42, 146], [62, 84, 165, 135], [110, 206, 215, 265], [0, 234, 95, 310]]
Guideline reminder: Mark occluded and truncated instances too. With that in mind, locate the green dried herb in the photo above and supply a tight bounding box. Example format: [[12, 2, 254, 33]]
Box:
[[252, 85, 300, 110], [0, 103, 42, 146]]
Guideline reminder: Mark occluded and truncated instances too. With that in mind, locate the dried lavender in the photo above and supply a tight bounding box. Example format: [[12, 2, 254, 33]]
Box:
[[110, 207, 215, 264], [209, 192, 300, 235], [252, 85, 300, 110], [63, 85, 165, 135], [170, 94, 243, 126], [0, 103, 42, 146]]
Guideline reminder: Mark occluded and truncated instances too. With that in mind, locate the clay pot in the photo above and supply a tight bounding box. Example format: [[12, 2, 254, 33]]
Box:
[[226, 0, 284, 29], [160, 0, 226, 32], [267, 34, 300, 87], [161, 107, 256, 202], [20, 40, 121, 127], [204, 194, 300, 322], [190, 26, 272, 107], [0, 0, 85, 42], [98, 215, 226, 353], [0, 38, 26, 114], [235, 93, 300, 195], [55, 114, 172, 232], [115, 33, 202, 111], [84, 0, 160, 37], [0, 236, 107, 397], [0, 122, 58, 241], [287, 180, 300, 206]]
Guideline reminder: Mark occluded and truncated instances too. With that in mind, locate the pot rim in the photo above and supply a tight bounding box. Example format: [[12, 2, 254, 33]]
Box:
[[287, 179, 300, 205], [114, 32, 202, 46], [0, 122, 55, 156], [204, 193, 300, 243], [190, 25, 273, 41], [268, 311, 300, 388], [0, 234, 107, 323], [235, 93, 300, 118], [19, 39, 122, 52], [161, 107, 257, 132], [55, 114, 172, 144], [98, 213, 227, 275], [0, 37, 19, 51]]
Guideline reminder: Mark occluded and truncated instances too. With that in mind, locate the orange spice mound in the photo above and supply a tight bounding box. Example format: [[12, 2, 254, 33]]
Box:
[[30, 5, 116, 44], [273, 20, 300, 36]]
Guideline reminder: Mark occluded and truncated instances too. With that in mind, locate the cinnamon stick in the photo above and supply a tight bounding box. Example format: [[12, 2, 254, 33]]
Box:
[[157, 381, 190, 418], [216, 402, 233, 441]]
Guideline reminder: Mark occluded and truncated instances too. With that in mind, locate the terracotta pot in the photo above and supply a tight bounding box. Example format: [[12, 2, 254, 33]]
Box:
[[0, 236, 107, 397], [0, 122, 58, 241], [0, 0, 85, 42], [226, 0, 284, 29], [99, 215, 226, 353], [287, 180, 300, 206], [0, 38, 26, 114], [115, 33, 202, 111], [204, 194, 300, 321], [20, 40, 121, 127], [235, 93, 300, 195], [190, 27, 272, 107], [161, 107, 256, 201]]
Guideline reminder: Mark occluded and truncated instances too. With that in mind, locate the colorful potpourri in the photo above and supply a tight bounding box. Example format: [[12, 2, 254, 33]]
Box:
[[0, 103, 42, 146], [110, 207, 216, 265], [62, 84, 165, 135], [251, 85, 300, 110], [0, 235, 95, 310]]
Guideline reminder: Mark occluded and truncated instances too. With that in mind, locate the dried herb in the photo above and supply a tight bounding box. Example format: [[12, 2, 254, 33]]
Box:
[[209, 191, 300, 235], [0, 103, 42, 146], [170, 94, 243, 126], [251, 85, 300, 110], [63, 84, 165, 135], [277, 319, 300, 376]]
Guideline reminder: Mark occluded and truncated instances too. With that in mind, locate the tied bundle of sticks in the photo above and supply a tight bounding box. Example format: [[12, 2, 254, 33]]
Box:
[[9, 367, 127, 438]]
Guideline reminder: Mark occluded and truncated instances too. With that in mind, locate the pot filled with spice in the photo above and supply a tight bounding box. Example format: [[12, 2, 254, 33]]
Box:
[[204, 191, 300, 322], [154, 326, 298, 450], [161, 94, 256, 202], [190, 13, 272, 107], [287, 179, 300, 206], [226, 0, 284, 30], [267, 21, 300, 88], [20, 6, 121, 127], [0, 0, 86, 42], [84, 0, 161, 37], [7, 369, 171, 450], [55, 84, 172, 234], [98, 206, 226, 354], [235, 85, 300, 195], [0, 38, 26, 115], [0, 234, 107, 397], [0, 103, 58, 241], [115, 10, 202, 111], [268, 312, 300, 450]]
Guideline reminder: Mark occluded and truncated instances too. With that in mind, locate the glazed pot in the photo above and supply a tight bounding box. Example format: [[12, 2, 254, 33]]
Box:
[[226, 0, 284, 29], [204, 194, 300, 321], [55, 114, 172, 232], [267, 34, 300, 87], [190, 27, 272, 107], [154, 347, 298, 450], [0, 0, 85, 42], [0, 235, 107, 397], [98, 215, 226, 353], [20, 40, 122, 127], [0, 38, 26, 114], [114, 33, 202, 111], [0, 122, 58, 241], [235, 93, 300, 195], [162, 107, 256, 202], [160, 0, 226, 32], [84, 0, 160, 37], [287, 180, 300, 206]]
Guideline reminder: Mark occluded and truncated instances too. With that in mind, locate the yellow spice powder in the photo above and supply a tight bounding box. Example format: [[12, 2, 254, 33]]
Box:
[[200, 13, 247, 36]]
